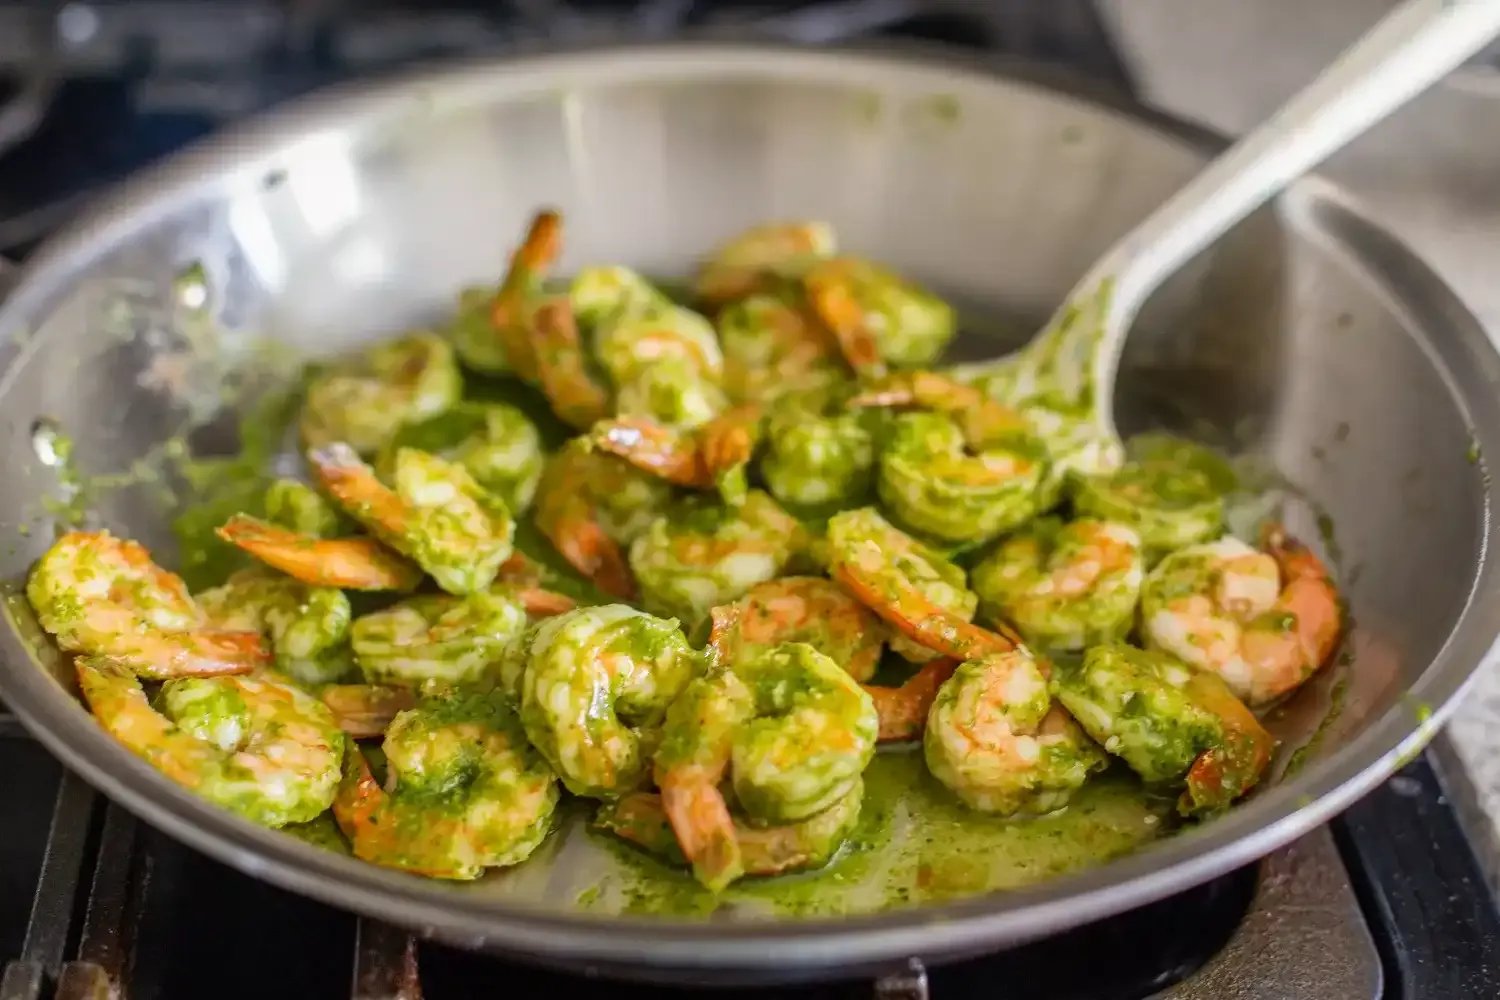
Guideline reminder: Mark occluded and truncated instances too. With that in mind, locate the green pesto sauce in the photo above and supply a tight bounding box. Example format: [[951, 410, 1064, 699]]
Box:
[[1282, 674, 1351, 779], [282, 813, 352, 855], [575, 750, 1169, 918]]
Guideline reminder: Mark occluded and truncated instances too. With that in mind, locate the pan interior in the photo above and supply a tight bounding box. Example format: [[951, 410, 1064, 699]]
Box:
[[0, 52, 1486, 927]]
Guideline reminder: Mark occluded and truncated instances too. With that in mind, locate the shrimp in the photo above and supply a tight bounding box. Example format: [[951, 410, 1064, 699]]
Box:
[[717, 293, 845, 406], [587, 404, 761, 507], [825, 507, 1013, 664], [925, 651, 1107, 816], [27, 531, 269, 679], [350, 585, 570, 689], [970, 518, 1145, 654], [195, 568, 354, 685], [319, 684, 416, 739], [310, 443, 515, 596], [717, 577, 886, 682], [861, 657, 958, 742], [299, 331, 463, 456], [596, 782, 863, 883], [78, 657, 344, 827], [263, 479, 355, 539], [1141, 525, 1342, 707], [532, 438, 673, 600], [448, 285, 511, 375], [487, 209, 562, 384], [378, 402, 544, 515], [571, 265, 675, 330], [592, 296, 723, 388], [1071, 433, 1235, 556], [628, 491, 802, 629], [333, 691, 559, 879], [1051, 643, 1273, 817], [531, 296, 612, 431], [759, 383, 877, 511], [653, 611, 877, 889], [613, 355, 730, 433], [693, 221, 837, 308], [850, 371, 1051, 543], [517, 605, 697, 798], [216, 514, 422, 592], [803, 257, 956, 377]]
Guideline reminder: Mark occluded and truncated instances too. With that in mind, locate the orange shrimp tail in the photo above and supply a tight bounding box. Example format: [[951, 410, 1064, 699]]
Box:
[[515, 587, 576, 618], [805, 264, 884, 378], [700, 406, 761, 478], [831, 561, 1014, 662], [168, 630, 271, 678], [307, 445, 411, 536], [1261, 522, 1344, 672], [532, 298, 610, 431], [1261, 522, 1332, 583], [661, 782, 745, 893], [332, 746, 385, 841], [865, 657, 958, 742], [490, 210, 563, 383], [590, 419, 709, 486], [706, 604, 745, 668], [540, 514, 636, 601], [1181, 673, 1275, 815], [321, 684, 416, 739], [215, 515, 422, 592]]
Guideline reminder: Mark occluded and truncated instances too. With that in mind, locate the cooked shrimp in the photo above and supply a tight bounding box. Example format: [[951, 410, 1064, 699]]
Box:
[[1141, 526, 1342, 707], [216, 514, 423, 592], [299, 331, 463, 456], [532, 438, 673, 600], [78, 657, 343, 827], [803, 257, 955, 376], [195, 568, 353, 685], [487, 209, 562, 384], [517, 604, 697, 798], [311, 443, 515, 596], [571, 265, 675, 330], [318, 683, 416, 739], [759, 383, 877, 511], [263, 478, 354, 539], [1071, 433, 1235, 555], [925, 651, 1106, 816], [719, 577, 885, 682], [717, 293, 845, 406], [448, 284, 511, 375], [694, 221, 836, 308], [531, 296, 612, 431], [850, 371, 1051, 543], [628, 491, 801, 628], [333, 691, 559, 879], [971, 518, 1145, 654], [861, 657, 958, 742], [613, 355, 730, 433], [1052, 643, 1273, 817], [378, 402, 544, 515], [350, 592, 529, 688], [592, 296, 723, 387], [825, 507, 1012, 664], [596, 782, 863, 882], [27, 531, 269, 679], [588, 404, 761, 507]]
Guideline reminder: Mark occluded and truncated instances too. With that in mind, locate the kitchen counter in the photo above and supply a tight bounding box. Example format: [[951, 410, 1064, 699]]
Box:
[[1100, 0, 1500, 878]]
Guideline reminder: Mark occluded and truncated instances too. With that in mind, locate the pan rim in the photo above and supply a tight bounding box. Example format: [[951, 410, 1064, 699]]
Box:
[[0, 37, 1495, 974]]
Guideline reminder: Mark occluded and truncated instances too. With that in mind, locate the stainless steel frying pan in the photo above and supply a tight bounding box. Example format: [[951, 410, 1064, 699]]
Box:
[[0, 41, 1496, 985]]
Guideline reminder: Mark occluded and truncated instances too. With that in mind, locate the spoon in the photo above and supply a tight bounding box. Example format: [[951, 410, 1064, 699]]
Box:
[[996, 0, 1500, 465]]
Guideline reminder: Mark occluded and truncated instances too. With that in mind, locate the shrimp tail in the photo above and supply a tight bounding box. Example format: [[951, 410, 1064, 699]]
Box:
[[832, 559, 1017, 662], [490, 209, 563, 383], [1180, 673, 1275, 816], [539, 506, 636, 601], [532, 298, 611, 431], [320, 684, 416, 739], [151, 629, 271, 679], [864, 657, 958, 742], [307, 444, 412, 537], [661, 782, 745, 893], [215, 514, 422, 592], [589, 419, 709, 486], [805, 263, 885, 378]]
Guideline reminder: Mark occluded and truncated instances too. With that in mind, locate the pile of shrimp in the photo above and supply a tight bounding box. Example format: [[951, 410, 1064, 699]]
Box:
[[24, 210, 1344, 892]]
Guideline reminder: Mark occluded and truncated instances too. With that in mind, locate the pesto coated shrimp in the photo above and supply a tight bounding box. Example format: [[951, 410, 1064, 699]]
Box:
[[925, 651, 1106, 816], [851, 371, 1051, 543], [861, 656, 957, 742], [571, 265, 674, 329], [1141, 525, 1342, 707], [588, 404, 761, 507], [486, 209, 562, 383], [717, 293, 845, 405], [825, 507, 1009, 664], [1071, 433, 1235, 555], [311, 443, 515, 595], [351, 592, 528, 688], [378, 402, 544, 515], [592, 294, 723, 388], [216, 515, 423, 592], [613, 354, 730, 432], [263, 478, 355, 538], [299, 331, 463, 456], [694, 221, 836, 308], [628, 491, 801, 628], [531, 297, 612, 431], [597, 782, 863, 882], [78, 657, 343, 827], [334, 691, 559, 878], [803, 257, 956, 376], [532, 438, 673, 600], [971, 518, 1144, 654], [759, 383, 877, 511], [447, 285, 510, 374], [27, 531, 269, 679], [718, 577, 885, 682], [196, 568, 354, 686], [517, 605, 697, 798], [1052, 643, 1273, 817]]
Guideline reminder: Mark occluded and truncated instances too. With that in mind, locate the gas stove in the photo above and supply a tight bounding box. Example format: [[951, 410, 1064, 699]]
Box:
[[1, 3, 1499, 998]]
